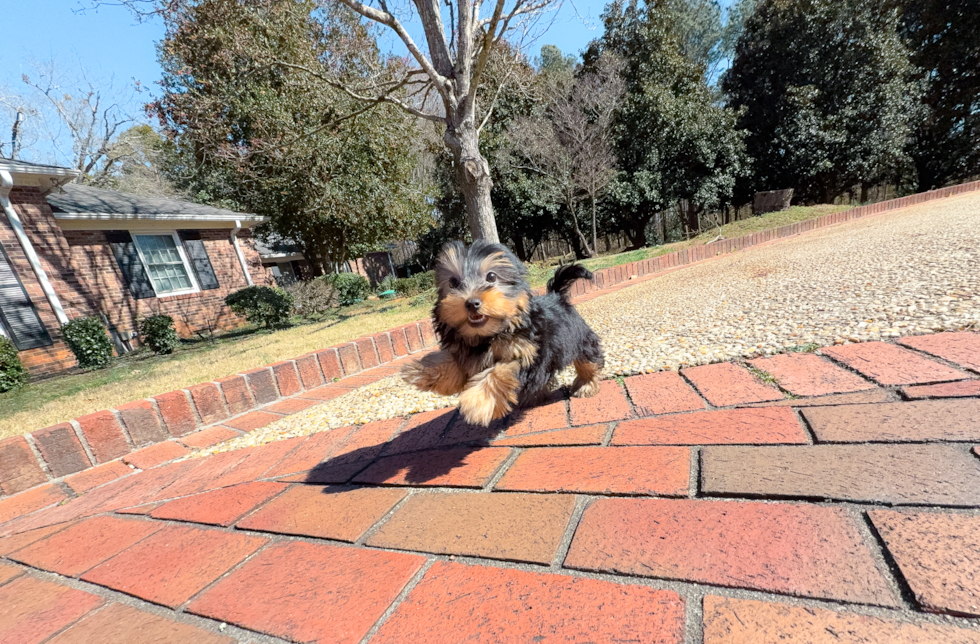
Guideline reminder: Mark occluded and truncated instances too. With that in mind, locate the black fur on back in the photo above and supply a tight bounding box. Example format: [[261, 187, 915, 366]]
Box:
[[547, 264, 593, 304]]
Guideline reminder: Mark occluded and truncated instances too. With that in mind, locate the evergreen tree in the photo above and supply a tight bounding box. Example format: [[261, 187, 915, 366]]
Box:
[[899, 0, 980, 188], [724, 0, 921, 203], [586, 0, 747, 243]]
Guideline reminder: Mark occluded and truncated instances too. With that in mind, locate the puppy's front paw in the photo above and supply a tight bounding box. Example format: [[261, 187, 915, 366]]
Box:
[[458, 386, 510, 426], [400, 360, 428, 387]]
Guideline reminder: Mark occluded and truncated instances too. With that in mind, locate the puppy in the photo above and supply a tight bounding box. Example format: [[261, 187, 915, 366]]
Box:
[[402, 240, 604, 426]]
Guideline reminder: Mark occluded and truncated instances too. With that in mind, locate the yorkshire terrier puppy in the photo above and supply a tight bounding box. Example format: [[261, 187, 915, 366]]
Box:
[[402, 240, 604, 426]]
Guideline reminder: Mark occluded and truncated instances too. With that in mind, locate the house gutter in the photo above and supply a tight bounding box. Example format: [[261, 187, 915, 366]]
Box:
[[230, 220, 254, 286], [0, 170, 70, 325]]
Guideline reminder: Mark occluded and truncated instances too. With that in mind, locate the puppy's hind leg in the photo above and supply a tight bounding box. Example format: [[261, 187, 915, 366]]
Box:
[[571, 332, 604, 398], [401, 350, 467, 396]]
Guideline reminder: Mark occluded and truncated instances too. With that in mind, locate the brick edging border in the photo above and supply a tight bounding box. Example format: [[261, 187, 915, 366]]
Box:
[[2, 179, 977, 497]]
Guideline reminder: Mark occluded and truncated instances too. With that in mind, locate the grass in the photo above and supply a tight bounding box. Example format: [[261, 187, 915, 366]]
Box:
[[0, 297, 433, 440], [0, 202, 851, 439]]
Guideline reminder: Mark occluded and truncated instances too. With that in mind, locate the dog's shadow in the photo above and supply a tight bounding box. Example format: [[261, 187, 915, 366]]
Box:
[[305, 390, 567, 490]]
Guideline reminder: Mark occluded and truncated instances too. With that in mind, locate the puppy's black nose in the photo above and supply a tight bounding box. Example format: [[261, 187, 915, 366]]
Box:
[[465, 298, 482, 311]]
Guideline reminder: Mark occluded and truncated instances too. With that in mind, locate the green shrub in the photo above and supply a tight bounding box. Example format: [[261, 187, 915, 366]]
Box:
[[391, 271, 435, 298], [327, 272, 370, 306], [139, 315, 181, 355], [62, 316, 114, 369], [225, 285, 294, 329], [0, 336, 28, 392]]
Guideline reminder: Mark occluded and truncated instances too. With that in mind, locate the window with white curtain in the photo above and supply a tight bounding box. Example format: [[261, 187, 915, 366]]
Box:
[[132, 233, 198, 295]]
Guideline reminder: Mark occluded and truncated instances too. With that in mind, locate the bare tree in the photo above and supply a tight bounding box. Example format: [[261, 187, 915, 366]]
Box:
[[327, 0, 567, 243], [505, 54, 623, 257], [1, 58, 145, 184]]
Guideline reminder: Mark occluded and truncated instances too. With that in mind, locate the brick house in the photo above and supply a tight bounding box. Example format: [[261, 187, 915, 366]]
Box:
[[0, 159, 270, 377]]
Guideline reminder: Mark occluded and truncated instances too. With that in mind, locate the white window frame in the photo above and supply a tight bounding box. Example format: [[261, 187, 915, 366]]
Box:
[[131, 231, 201, 297]]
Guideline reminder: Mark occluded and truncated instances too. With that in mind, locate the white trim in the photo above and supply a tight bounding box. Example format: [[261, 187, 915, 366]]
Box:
[[0, 162, 78, 178], [131, 231, 201, 297], [52, 212, 267, 224], [231, 220, 254, 286], [0, 170, 70, 325]]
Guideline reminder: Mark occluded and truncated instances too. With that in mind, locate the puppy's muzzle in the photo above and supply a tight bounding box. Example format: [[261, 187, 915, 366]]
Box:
[[465, 298, 487, 326]]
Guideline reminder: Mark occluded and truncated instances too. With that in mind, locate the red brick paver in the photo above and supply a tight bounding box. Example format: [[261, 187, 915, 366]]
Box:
[[367, 492, 576, 564], [613, 407, 807, 445], [0, 561, 22, 585], [221, 410, 281, 432], [262, 426, 357, 478], [500, 399, 569, 436], [802, 399, 980, 442], [64, 461, 131, 494], [8, 516, 162, 577], [624, 371, 706, 416], [187, 540, 424, 644], [0, 524, 72, 556], [32, 423, 89, 477], [373, 562, 686, 644], [565, 498, 898, 605], [0, 436, 48, 494], [902, 380, 980, 399], [495, 446, 690, 496], [82, 525, 268, 608], [701, 444, 980, 506], [740, 388, 893, 407], [493, 423, 607, 446], [822, 342, 968, 385], [152, 390, 198, 436], [122, 441, 189, 470], [0, 576, 103, 644], [0, 484, 67, 525], [75, 411, 130, 463], [238, 484, 407, 542], [354, 447, 511, 487], [569, 380, 631, 425], [899, 331, 980, 372], [177, 426, 240, 449], [748, 353, 875, 396], [383, 409, 455, 454], [870, 510, 980, 617], [46, 602, 235, 644], [702, 596, 980, 644], [150, 481, 287, 526], [186, 383, 228, 425], [681, 362, 783, 406]]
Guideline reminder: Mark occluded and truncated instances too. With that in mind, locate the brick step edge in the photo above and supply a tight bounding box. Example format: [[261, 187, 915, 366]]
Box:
[[2, 179, 978, 498]]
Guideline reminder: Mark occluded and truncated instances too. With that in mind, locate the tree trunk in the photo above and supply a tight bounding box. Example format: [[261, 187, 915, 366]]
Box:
[[512, 235, 528, 262], [591, 195, 598, 257], [445, 120, 499, 243]]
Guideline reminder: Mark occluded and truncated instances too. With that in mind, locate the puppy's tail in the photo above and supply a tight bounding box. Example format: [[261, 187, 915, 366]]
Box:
[[547, 263, 593, 304]]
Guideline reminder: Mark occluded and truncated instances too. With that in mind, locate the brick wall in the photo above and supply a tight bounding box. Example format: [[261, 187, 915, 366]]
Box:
[[1, 186, 271, 376]]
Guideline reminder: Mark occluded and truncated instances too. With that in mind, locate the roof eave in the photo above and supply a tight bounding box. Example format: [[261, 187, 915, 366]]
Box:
[[51, 212, 268, 224]]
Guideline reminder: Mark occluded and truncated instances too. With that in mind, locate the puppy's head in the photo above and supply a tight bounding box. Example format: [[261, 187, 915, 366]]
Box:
[[433, 240, 530, 340]]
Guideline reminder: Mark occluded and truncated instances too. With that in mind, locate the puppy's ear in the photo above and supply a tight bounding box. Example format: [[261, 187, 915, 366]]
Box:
[[435, 241, 466, 293]]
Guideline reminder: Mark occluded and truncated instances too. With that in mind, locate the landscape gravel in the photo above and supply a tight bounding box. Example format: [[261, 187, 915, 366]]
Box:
[[199, 192, 980, 455]]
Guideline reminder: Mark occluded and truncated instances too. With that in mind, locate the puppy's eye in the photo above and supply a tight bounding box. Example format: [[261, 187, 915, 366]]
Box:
[[486, 272, 497, 283], [449, 277, 461, 289]]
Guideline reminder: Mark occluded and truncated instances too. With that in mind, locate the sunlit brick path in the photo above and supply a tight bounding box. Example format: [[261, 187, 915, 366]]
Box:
[[1, 331, 980, 643]]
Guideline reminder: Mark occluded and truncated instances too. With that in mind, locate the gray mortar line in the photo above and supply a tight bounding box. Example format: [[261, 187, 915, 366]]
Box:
[[550, 495, 589, 571], [356, 558, 436, 644]]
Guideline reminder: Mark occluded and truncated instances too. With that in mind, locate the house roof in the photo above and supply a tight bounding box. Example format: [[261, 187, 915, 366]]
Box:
[[0, 158, 80, 193], [46, 183, 266, 225]]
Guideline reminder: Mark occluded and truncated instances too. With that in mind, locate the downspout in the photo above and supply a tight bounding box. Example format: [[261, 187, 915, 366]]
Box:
[[0, 170, 69, 325], [230, 220, 254, 286]]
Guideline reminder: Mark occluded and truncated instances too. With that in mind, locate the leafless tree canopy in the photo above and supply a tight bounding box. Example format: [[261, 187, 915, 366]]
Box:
[[0, 58, 146, 187], [505, 53, 624, 256]]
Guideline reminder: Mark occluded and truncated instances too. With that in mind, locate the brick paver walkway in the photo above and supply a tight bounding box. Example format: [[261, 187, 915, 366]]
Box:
[[1, 331, 979, 643]]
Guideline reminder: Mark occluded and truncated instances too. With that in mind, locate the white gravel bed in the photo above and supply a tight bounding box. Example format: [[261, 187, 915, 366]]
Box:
[[197, 193, 980, 455]]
